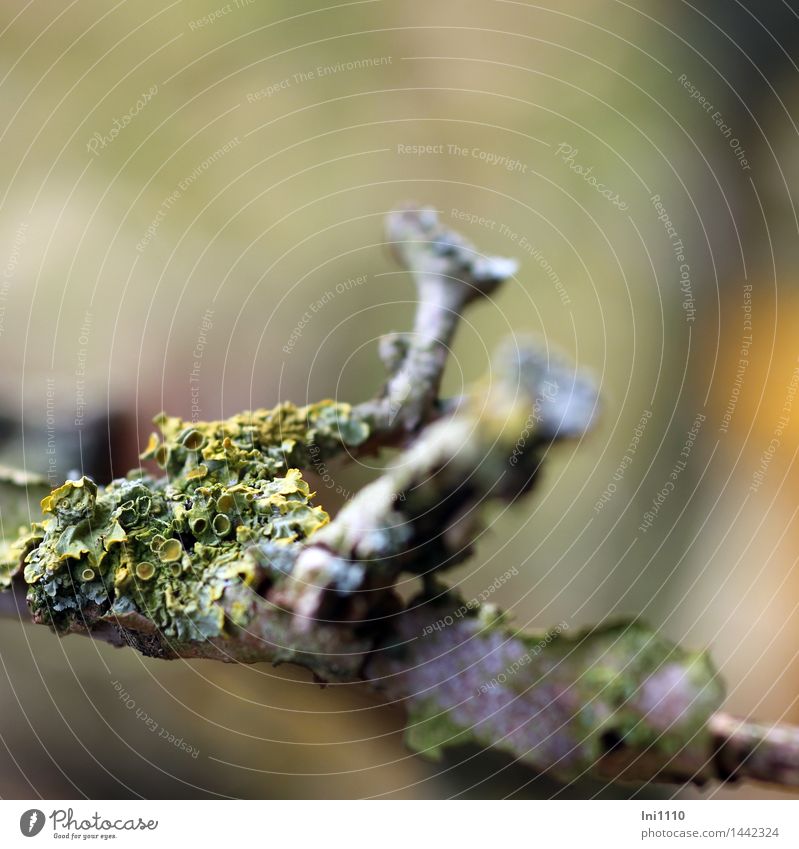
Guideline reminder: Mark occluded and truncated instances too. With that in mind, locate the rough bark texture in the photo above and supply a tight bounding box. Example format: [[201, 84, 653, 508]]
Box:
[[0, 206, 797, 791]]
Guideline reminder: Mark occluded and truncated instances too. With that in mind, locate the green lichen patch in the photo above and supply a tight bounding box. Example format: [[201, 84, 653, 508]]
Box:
[[141, 400, 370, 480], [527, 620, 724, 768], [382, 612, 725, 779], [0, 528, 42, 590], [15, 466, 328, 638], [0, 465, 53, 589], [4, 400, 368, 640], [404, 706, 473, 760]]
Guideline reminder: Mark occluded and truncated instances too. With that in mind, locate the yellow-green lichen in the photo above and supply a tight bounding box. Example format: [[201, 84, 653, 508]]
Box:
[[5, 400, 371, 641], [397, 618, 724, 778], [141, 400, 370, 481]]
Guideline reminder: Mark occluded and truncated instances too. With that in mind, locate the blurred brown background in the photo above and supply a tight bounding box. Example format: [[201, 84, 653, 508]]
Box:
[[1, 0, 798, 799]]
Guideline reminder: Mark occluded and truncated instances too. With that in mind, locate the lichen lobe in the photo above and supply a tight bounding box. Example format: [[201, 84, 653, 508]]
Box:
[[6, 400, 371, 643]]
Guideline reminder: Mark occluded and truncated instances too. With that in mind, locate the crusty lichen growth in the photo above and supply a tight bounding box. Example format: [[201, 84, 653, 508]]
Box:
[[144, 400, 371, 477], [370, 609, 725, 782], [0, 204, 772, 790], [1, 400, 371, 640]]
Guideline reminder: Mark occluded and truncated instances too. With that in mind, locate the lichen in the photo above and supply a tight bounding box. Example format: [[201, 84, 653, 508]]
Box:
[[0, 466, 52, 589], [2, 400, 371, 640], [377, 611, 725, 780], [142, 399, 370, 479]]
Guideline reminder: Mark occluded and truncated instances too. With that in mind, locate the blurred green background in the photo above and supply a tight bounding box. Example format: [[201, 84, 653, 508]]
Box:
[[1, 0, 798, 799]]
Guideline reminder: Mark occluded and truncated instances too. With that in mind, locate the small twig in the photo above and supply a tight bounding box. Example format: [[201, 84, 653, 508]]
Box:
[[354, 204, 518, 439], [709, 712, 799, 786]]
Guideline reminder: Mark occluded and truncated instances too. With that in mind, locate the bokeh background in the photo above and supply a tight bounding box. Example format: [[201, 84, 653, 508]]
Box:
[[1, 0, 798, 799]]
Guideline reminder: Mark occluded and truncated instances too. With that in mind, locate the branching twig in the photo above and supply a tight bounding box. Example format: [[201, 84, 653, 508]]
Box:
[[356, 204, 518, 435], [0, 205, 797, 791]]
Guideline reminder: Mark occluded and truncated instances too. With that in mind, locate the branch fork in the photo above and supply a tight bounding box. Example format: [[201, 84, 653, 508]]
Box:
[[0, 205, 796, 791]]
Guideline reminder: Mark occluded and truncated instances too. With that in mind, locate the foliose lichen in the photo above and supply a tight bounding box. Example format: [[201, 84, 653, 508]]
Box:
[[145, 400, 370, 479], [1, 400, 370, 641]]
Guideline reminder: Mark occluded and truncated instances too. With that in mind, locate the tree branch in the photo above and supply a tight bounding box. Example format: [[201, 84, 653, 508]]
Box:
[[0, 205, 797, 792]]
